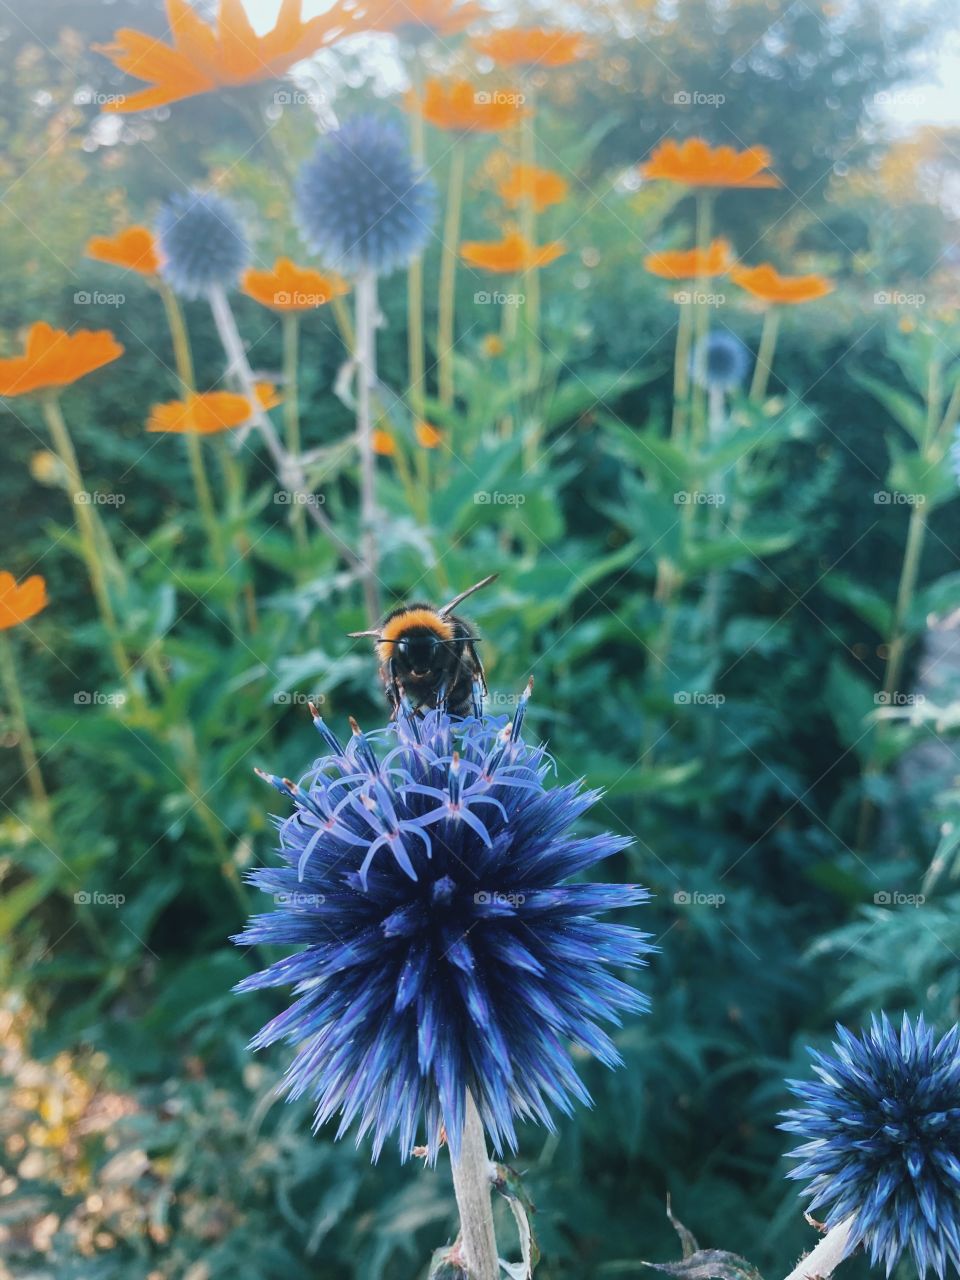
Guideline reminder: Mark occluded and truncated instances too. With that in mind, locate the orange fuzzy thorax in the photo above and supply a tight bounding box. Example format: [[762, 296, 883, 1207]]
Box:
[[377, 608, 453, 663]]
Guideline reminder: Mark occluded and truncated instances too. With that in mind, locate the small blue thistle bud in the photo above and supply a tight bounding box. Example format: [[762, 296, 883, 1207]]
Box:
[[781, 1013, 960, 1278], [156, 189, 249, 298], [234, 700, 653, 1162], [294, 115, 436, 277], [690, 330, 752, 391]]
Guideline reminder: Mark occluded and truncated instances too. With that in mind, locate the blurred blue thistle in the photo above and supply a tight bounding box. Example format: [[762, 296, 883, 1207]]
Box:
[[156, 190, 249, 298], [294, 115, 436, 277], [234, 688, 652, 1161], [781, 1013, 960, 1278], [690, 330, 752, 392], [951, 423, 960, 487]]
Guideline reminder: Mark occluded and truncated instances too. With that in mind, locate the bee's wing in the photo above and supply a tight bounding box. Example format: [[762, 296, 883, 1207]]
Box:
[[437, 573, 499, 618], [348, 629, 382, 638]]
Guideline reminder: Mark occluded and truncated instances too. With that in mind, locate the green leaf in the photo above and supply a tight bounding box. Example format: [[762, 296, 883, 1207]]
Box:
[[820, 573, 893, 636], [850, 368, 927, 443]]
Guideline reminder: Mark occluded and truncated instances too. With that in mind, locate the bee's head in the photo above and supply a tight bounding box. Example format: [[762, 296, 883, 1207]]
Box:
[[394, 629, 442, 678]]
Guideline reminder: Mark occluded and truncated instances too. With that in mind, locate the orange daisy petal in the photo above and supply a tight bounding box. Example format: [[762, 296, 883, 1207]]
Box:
[[414, 78, 526, 133], [241, 258, 350, 311], [372, 429, 396, 456], [415, 421, 443, 448], [472, 26, 591, 68], [731, 264, 834, 305], [497, 163, 569, 212], [86, 226, 162, 276], [0, 572, 48, 631], [641, 137, 781, 189], [0, 322, 123, 397], [460, 231, 566, 273], [644, 238, 733, 281], [146, 383, 281, 435], [343, 0, 487, 38]]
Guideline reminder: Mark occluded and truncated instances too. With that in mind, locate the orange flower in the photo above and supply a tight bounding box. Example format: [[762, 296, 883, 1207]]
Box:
[[481, 334, 504, 357], [86, 227, 162, 276], [644, 238, 733, 281], [415, 421, 443, 448], [94, 0, 362, 114], [0, 323, 123, 397], [147, 383, 281, 435], [497, 163, 568, 212], [730, 263, 834, 305], [242, 258, 350, 312], [472, 27, 591, 68], [345, 0, 486, 39], [460, 231, 565, 273], [372, 429, 396, 456], [641, 138, 781, 189], [0, 572, 48, 632], [415, 78, 526, 133]]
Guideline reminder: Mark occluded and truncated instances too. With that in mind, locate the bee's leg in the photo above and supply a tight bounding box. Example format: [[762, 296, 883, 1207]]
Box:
[[471, 676, 485, 719], [386, 660, 403, 720], [435, 681, 448, 715]]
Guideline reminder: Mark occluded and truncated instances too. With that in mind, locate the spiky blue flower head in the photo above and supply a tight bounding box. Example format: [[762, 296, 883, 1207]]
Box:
[[233, 690, 652, 1162], [294, 115, 436, 277], [156, 190, 249, 298], [951, 423, 960, 487], [781, 1013, 960, 1278], [690, 330, 752, 391]]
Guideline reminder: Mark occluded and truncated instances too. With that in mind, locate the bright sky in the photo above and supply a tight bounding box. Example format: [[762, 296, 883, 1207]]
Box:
[[240, 0, 960, 129]]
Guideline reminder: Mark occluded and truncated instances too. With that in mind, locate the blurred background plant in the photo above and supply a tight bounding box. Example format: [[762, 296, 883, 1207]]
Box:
[[2, 0, 960, 1277]]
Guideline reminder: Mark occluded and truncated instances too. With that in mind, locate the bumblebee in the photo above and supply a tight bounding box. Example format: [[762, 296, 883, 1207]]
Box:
[[349, 575, 497, 719]]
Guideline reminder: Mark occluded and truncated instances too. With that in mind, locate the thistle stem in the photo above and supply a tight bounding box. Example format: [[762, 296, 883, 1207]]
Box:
[[407, 57, 429, 495], [783, 1217, 855, 1280], [158, 281, 228, 576], [354, 269, 383, 625], [438, 143, 465, 408], [670, 299, 694, 445], [0, 632, 50, 812], [282, 312, 307, 551], [450, 1092, 499, 1280], [207, 286, 363, 578], [690, 192, 714, 448], [40, 394, 134, 688], [520, 80, 541, 387], [750, 306, 780, 403]]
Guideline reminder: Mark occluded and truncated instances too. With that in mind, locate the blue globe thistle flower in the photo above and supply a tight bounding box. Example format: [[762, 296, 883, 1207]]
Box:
[[294, 115, 436, 277], [690, 330, 752, 391], [156, 190, 249, 299], [233, 689, 652, 1162], [781, 1013, 960, 1278], [951, 424, 960, 487]]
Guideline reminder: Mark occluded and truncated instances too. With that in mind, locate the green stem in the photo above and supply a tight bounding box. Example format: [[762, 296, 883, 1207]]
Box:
[[407, 57, 430, 499], [520, 81, 541, 390], [438, 143, 466, 408], [355, 270, 383, 625], [282, 312, 307, 551], [41, 395, 134, 688], [671, 299, 694, 445], [0, 632, 50, 813], [749, 307, 780, 403], [690, 192, 714, 448], [158, 282, 228, 574]]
